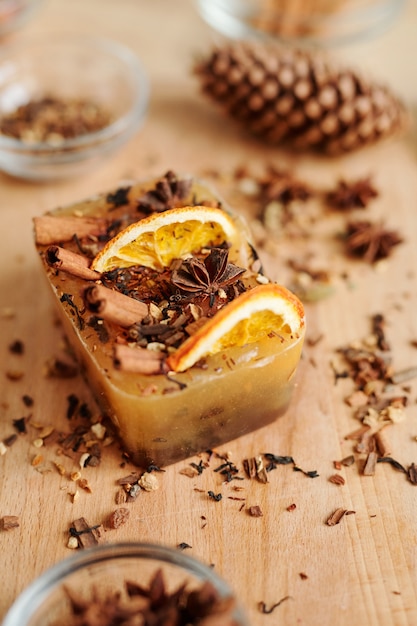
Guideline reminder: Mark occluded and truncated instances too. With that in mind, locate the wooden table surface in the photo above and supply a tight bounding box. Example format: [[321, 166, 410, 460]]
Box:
[[1, 1, 417, 624]]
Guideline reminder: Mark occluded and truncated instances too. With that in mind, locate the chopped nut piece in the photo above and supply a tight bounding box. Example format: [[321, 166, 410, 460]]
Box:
[[67, 536, 79, 549], [91, 422, 106, 440], [78, 478, 92, 493], [31, 453, 43, 467], [106, 508, 130, 529], [138, 472, 159, 492], [53, 462, 66, 476], [329, 474, 345, 485]]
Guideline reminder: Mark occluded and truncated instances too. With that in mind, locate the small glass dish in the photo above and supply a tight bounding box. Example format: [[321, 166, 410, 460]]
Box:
[[1, 542, 249, 626], [0, 35, 149, 181], [195, 0, 406, 47], [0, 0, 43, 38]]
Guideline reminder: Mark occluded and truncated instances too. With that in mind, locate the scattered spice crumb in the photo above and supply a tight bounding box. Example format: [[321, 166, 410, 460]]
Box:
[[55, 568, 237, 625], [6, 370, 24, 381], [138, 472, 159, 492], [1, 515, 20, 531], [247, 505, 263, 517], [8, 339, 24, 354], [106, 508, 130, 530], [326, 508, 347, 526], [286, 503, 297, 512], [329, 474, 345, 485], [69, 517, 104, 549], [208, 491, 222, 501]]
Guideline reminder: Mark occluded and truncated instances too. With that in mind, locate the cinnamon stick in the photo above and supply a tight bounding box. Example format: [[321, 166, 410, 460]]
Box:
[[114, 344, 166, 375], [374, 427, 391, 458], [46, 246, 101, 281], [82, 285, 148, 327], [34, 215, 106, 245]]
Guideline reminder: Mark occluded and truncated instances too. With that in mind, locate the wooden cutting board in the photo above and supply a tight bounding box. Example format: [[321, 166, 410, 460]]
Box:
[[1, 1, 417, 625]]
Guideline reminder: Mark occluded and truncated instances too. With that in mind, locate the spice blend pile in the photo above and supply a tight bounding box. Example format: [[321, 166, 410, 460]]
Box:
[[0, 96, 113, 146], [52, 570, 238, 626]]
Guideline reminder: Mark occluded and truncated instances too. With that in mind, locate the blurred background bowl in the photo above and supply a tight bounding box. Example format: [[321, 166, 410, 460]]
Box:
[[0, 0, 43, 39], [0, 34, 149, 181], [1, 542, 249, 626], [195, 0, 406, 47]]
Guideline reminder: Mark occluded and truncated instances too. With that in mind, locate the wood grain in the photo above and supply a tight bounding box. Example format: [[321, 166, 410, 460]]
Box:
[[1, 1, 417, 625]]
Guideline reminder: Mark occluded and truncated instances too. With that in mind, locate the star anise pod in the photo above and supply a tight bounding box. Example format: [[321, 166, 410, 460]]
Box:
[[326, 177, 378, 210], [171, 247, 246, 307], [136, 170, 192, 214], [257, 166, 313, 205], [345, 220, 403, 263]]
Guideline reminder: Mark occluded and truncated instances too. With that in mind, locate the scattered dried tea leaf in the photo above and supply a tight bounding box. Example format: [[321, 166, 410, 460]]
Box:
[[407, 463, 417, 485], [259, 596, 293, 614]]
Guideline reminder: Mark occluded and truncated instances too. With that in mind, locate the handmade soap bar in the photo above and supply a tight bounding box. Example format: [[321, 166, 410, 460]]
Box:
[[34, 171, 305, 467]]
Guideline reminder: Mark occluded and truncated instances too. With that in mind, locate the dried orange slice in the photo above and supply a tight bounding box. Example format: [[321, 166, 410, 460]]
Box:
[[91, 205, 245, 272], [166, 283, 305, 373]]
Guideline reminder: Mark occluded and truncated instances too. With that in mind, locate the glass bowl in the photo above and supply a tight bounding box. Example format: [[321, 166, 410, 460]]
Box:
[[0, 0, 43, 38], [195, 0, 406, 47], [2, 542, 249, 626], [0, 35, 149, 181]]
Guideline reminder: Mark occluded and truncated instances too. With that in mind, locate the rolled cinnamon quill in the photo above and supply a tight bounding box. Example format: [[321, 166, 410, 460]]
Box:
[[114, 343, 166, 375], [46, 246, 101, 281], [83, 284, 148, 327], [34, 215, 106, 245]]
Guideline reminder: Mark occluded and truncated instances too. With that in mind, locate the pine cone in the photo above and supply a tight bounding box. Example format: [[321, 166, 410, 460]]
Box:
[[194, 42, 409, 155]]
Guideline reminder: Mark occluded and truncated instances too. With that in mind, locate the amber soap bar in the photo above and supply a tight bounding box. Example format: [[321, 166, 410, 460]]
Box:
[[34, 172, 304, 467]]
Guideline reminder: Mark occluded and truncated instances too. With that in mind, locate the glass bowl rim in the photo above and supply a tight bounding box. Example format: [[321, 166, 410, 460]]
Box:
[[195, 0, 407, 48], [2, 541, 246, 626], [0, 34, 150, 154]]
